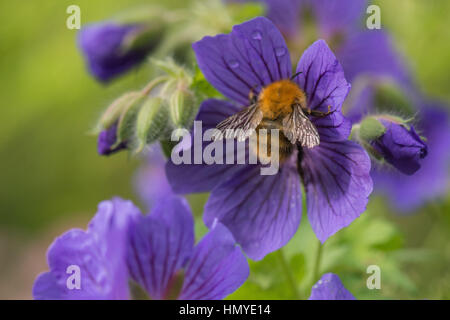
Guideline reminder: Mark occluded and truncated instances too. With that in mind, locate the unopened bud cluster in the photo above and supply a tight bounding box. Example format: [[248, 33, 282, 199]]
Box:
[[95, 58, 197, 155]]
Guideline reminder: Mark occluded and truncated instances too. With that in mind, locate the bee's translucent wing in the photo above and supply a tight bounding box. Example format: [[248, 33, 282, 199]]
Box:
[[282, 104, 320, 148], [212, 104, 263, 141]]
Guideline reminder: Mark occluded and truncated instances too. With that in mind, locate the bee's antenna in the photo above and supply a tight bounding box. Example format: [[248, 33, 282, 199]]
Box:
[[290, 71, 303, 80]]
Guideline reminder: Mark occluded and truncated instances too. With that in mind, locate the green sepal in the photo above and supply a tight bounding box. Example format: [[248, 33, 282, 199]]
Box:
[[96, 91, 141, 133], [135, 97, 169, 152], [359, 117, 387, 142], [115, 93, 146, 147], [169, 89, 196, 128]]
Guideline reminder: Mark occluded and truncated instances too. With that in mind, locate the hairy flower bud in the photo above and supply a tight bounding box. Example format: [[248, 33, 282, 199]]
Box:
[[169, 87, 196, 128], [98, 91, 142, 131], [78, 22, 161, 82], [97, 122, 127, 156], [135, 97, 169, 152], [95, 91, 145, 156], [357, 115, 428, 175]]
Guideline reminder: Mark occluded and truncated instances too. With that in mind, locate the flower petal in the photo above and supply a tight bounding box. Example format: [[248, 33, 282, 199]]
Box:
[[372, 121, 427, 175], [309, 273, 355, 300], [33, 198, 141, 300], [193, 17, 291, 105], [126, 196, 194, 300], [295, 40, 352, 141], [204, 159, 302, 260], [135, 146, 173, 210], [312, 0, 366, 38], [301, 140, 372, 242], [178, 223, 249, 300], [337, 30, 412, 88], [97, 122, 127, 156], [166, 99, 247, 194], [372, 104, 450, 212], [264, 0, 302, 37], [78, 23, 151, 82]]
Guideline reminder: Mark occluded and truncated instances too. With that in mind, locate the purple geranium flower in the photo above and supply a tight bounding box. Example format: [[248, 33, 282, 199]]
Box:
[[78, 22, 154, 82], [243, 0, 449, 211], [371, 118, 428, 175], [233, 0, 411, 89], [33, 198, 140, 299], [167, 17, 372, 260], [97, 122, 127, 155], [309, 273, 355, 300], [33, 197, 249, 300]]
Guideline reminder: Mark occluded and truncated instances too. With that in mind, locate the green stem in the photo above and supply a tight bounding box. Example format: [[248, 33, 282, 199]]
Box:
[[276, 249, 300, 299], [312, 240, 323, 284]]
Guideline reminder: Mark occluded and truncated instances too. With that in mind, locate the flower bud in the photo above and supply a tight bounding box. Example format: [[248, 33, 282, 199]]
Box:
[[358, 115, 428, 175], [169, 87, 196, 128], [97, 91, 142, 132], [135, 97, 169, 152], [78, 22, 161, 82], [97, 122, 127, 156]]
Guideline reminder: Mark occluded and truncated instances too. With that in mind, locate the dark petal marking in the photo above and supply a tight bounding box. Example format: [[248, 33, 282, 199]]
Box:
[[301, 140, 373, 242], [193, 17, 291, 105], [295, 40, 352, 141], [204, 161, 302, 260]]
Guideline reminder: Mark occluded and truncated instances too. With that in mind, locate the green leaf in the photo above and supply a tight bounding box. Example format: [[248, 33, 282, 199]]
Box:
[[191, 67, 222, 100]]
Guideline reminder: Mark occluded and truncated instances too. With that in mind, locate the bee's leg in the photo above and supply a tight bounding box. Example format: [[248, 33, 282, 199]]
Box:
[[302, 105, 332, 117], [249, 91, 257, 104], [248, 85, 259, 104]]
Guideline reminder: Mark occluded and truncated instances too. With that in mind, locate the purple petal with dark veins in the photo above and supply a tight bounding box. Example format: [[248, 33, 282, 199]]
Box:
[[126, 196, 194, 300], [295, 40, 352, 141], [33, 198, 141, 300], [301, 140, 372, 242], [204, 158, 302, 260], [193, 17, 292, 105], [179, 223, 249, 300]]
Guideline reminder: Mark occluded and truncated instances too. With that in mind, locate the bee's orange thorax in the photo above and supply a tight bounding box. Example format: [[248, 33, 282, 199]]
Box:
[[258, 80, 306, 119]]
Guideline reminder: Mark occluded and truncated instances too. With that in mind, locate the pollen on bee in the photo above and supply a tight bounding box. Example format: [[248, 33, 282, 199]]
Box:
[[258, 79, 306, 119]]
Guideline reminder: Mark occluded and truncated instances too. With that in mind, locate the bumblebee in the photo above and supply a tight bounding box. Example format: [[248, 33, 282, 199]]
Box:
[[212, 77, 331, 163]]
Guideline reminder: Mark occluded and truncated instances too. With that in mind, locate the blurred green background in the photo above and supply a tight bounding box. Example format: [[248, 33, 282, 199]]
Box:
[[0, 0, 449, 299]]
